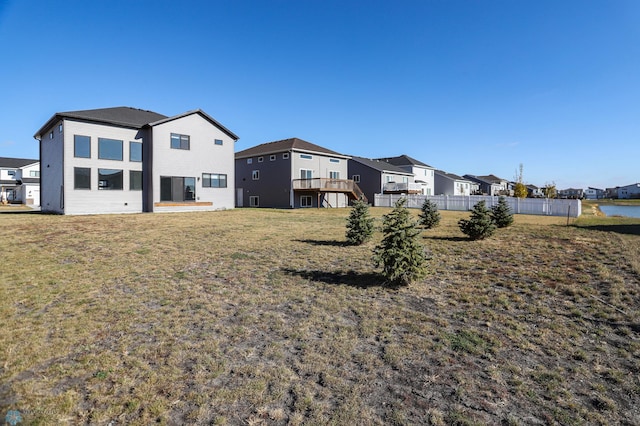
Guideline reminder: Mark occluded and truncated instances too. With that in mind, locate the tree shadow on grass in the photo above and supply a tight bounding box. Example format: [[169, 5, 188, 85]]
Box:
[[294, 238, 349, 247], [573, 223, 640, 236], [282, 268, 398, 289], [423, 235, 468, 242]]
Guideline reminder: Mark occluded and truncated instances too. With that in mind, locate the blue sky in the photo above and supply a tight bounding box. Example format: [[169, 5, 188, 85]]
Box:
[[1, 0, 638, 190]]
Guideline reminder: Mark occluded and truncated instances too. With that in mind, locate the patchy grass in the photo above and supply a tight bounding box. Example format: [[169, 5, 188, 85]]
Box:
[[1, 208, 639, 425]]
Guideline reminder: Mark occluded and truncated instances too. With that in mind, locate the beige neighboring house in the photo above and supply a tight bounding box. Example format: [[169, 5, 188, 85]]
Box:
[[0, 157, 40, 206], [34, 107, 238, 215]]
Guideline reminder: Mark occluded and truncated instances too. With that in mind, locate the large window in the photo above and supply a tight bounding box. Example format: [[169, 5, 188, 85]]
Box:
[[160, 176, 196, 201], [329, 171, 340, 179], [130, 170, 142, 190], [249, 196, 259, 207], [130, 141, 142, 162], [300, 169, 312, 179], [98, 138, 123, 160], [74, 135, 91, 158], [98, 169, 123, 190], [252, 170, 260, 180], [74, 167, 91, 189], [202, 173, 227, 188], [300, 195, 313, 207], [170, 133, 190, 150]]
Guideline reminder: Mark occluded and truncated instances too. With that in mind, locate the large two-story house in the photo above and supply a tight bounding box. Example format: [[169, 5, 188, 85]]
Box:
[[0, 157, 40, 205], [235, 138, 363, 208], [34, 107, 238, 215], [348, 156, 417, 203], [375, 154, 435, 195], [464, 174, 510, 196], [434, 170, 472, 196]]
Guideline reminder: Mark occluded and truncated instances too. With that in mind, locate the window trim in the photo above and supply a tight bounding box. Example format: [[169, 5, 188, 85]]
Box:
[[258, 156, 264, 163], [270, 155, 276, 161], [282, 153, 289, 160], [300, 195, 313, 208], [352, 175, 360, 183], [170, 133, 190, 150], [247, 158, 253, 164]]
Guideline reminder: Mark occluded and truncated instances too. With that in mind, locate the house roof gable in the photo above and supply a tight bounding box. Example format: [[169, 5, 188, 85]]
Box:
[[146, 109, 239, 141], [235, 138, 348, 159], [34, 107, 168, 139], [0, 157, 39, 168]]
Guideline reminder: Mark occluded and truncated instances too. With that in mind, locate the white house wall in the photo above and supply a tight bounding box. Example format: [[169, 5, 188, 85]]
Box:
[[151, 113, 235, 212], [61, 120, 143, 215]]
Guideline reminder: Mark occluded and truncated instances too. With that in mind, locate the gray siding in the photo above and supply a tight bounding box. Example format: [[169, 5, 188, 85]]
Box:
[[235, 152, 292, 208], [348, 161, 382, 202]]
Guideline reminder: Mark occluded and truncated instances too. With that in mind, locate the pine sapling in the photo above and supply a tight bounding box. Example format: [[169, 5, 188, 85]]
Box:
[[458, 200, 496, 240], [345, 198, 374, 245], [490, 196, 514, 228], [418, 199, 441, 229]]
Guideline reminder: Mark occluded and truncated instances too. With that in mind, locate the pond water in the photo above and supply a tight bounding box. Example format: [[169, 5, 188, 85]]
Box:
[[599, 205, 640, 218]]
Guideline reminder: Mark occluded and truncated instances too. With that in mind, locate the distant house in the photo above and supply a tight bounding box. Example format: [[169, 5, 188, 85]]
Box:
[[584, 187, 606, 200], [464, 174, 510, 196], [0, 157, 40, 206], [434, 170, 472, 196], [34, 107, 238, 215], [348, 156, 416, 202], [558, 188, 584, 199], [235, 138, 363, 208], [605, 187, 619, 199], [526, 184, 544, 198], [375, 155, 435, 195], [617, 183, 640, 199]]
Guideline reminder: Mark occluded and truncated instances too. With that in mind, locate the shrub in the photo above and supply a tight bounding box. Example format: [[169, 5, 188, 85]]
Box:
[[490, 196, 514, 228], [418, 199, 441, 229], [458, 200, 496, 240], [345, 198, 374, 245], [373, 198, 427, 286]]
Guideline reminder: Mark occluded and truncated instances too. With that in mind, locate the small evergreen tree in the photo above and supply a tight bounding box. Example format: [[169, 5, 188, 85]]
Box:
[[458, 200, 496, 240], [490, 196, 514, 228], [373, 198, 427, 286], [418, 199, 441, 229], [345, 198, 374, 245]]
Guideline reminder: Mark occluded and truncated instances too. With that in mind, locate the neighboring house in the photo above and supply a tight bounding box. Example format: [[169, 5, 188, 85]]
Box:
[[348, 156, 417, 202], [0, 157, 40, 205], [34, 107, 238, 215], [375, 155, 435, 195], [434, 170, 472, 196], [617, 183, 640, 199], [235, 138, 362, 208], [584, 187, 606, 200], [558, 188, 584, 199], [526, 184, 544, 198], [464, 174, 510, 196], [605, 187, 619, 199]]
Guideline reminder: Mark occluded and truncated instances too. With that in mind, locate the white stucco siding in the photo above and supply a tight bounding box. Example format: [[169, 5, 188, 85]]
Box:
[[62, 120, 143, 215], [40, 121, 64, 213], [151, 113, 236, 212], [291, 152, 349, 179]]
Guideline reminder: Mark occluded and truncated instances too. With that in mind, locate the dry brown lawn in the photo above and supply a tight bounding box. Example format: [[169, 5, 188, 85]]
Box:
[[1, 207, 639, 425]]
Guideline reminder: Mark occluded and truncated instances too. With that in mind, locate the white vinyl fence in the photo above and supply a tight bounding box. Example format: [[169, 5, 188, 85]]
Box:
[[373, 194, 581, 217]]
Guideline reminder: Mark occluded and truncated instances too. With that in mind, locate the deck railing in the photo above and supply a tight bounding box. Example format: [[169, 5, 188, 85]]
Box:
[[383, 182, 424, 193], [292, 178, 366, 201]]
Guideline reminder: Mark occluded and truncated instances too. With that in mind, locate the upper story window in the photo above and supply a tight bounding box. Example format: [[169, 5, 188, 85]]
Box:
[[170, 133, 190, 150], [352, 175, 360, 183], [130, 141, 142, 162], [74, 135, 91, 158], [270, 155, 276, 161], [283, 153, 289, 160], [49, 131, 54, 139], [258, 156, 264, 163], [300, 169, 312, 179], [247, 158, 252, 164], [58, 124, 63, 133], [8, 170, 15, 176], [300, 154, 312, 160], [98, 138, 123, 161], [202, 173, 227, 188], [252, 170, 260, 180], [330, 158, 340, 163], [214, 139, 223, 145], [329, 171, 340, 179], [30, 170, 40, 177]]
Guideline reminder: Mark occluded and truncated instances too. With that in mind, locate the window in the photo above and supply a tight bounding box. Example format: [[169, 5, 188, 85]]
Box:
[[329, 171, 340, 179], [270, 155, 276, 161], [300, 154, 312, 160], [202, 173, 227, 188], [74, 167, 91, 189], [98, 138, 123, 160], [283, 153, 289, 160], [258, 156, 264, 163], [300, 169, 312, 179], [49, 131, 54, 139], [160, 176, 196, 201], [7, 170, 15, 176], [130, 141, 142, 162], [30, 170, 40, 177], [59, 124, 63, 133], [170, 133, 190, 150], [247, 158, 253, 164], [330, 158, 340, 163], [214, 139, 223, 145], [249, 196, 259, 207], [98, 169, 123, 190], [74, 135, 91, 158], [300, 195, 313, 207], [130, 170, 142, 190], [352, 175, 360, 183], [252, 170, 260, 180]]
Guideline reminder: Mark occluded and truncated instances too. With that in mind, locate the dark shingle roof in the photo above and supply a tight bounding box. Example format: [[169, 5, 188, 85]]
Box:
[[235, 138, 348, 159], [350, 156, 413, 175], [0, 157, 39, 168], [375, 154, 433, 168], [435, 169, 469, 181], [34, 107, 168, 139]]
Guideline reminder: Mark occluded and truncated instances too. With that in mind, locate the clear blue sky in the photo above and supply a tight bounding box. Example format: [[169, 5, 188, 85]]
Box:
[[1, 0, 638, 190]]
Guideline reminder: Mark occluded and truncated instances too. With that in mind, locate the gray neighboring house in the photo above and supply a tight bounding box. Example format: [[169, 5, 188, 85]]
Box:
[[235, 138, 362, 208], [617, 183, 640, 199], [375, 154, 435, 195], [0, 157, 40, 205], [557, 188, 584, 199], [348, 156, 416, 203], [34, 106, 238, 215], [584, 187, 606, 200], [527, 184, 544, 198], [434, 170, 472, 196], [463, 174, 510, 196]]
